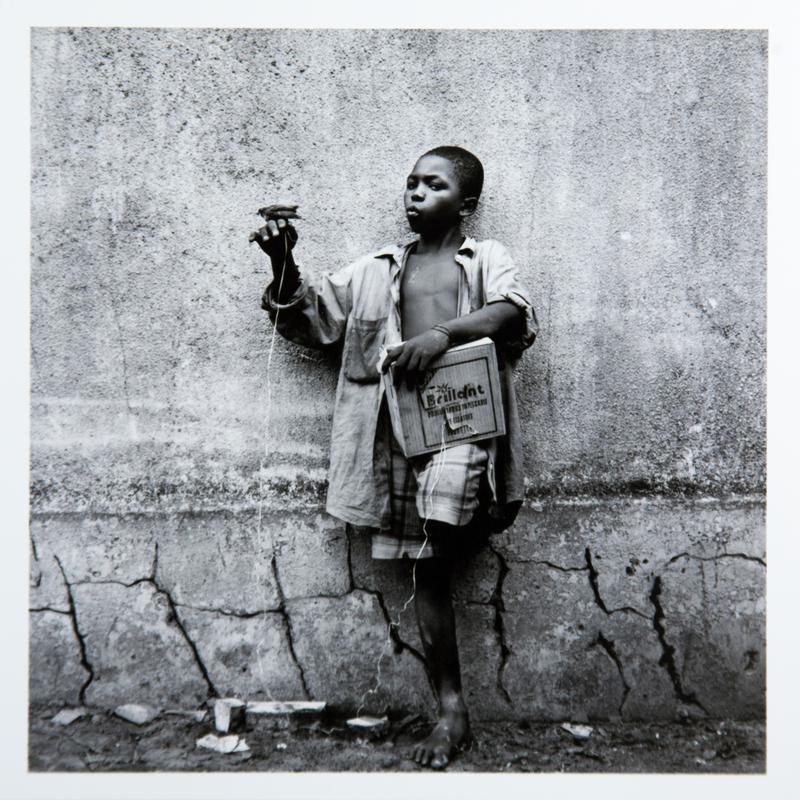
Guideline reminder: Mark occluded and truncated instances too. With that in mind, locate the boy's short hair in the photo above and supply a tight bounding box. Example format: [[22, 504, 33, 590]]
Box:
[[421, 145, 484, 201]]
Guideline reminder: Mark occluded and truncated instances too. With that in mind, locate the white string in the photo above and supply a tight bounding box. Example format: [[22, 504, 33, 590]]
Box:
[[252, 231, 290, 701]]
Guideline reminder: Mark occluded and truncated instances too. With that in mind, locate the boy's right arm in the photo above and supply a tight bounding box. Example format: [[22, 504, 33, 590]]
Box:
[[253, 217, 350, 350]]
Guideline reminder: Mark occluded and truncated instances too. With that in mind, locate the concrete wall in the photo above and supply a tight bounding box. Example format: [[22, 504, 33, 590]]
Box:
[[30, 29, 766, 721]]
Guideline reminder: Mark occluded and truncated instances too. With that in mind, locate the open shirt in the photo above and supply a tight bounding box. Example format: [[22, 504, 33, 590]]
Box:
[[261, 236, 538, 531]]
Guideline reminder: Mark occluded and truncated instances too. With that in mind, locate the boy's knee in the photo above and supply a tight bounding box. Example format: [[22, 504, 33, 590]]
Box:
[[415, 554, 452, 585], [426, 519, 456, 539], [425, 516, 490, 559]]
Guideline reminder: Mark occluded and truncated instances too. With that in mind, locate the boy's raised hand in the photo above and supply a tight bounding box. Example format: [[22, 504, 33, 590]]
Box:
[[250, 217, 298, 265], [251, 204, 303, 303], [382, 329, 450, 390]]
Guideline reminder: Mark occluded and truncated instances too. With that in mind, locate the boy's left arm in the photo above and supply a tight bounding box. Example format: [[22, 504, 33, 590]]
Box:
[[459, 238, 539, 352], [441, 300, 526, 346]]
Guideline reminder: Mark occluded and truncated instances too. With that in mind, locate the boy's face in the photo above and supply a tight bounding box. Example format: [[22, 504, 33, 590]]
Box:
[[404, 154, 474, 233]]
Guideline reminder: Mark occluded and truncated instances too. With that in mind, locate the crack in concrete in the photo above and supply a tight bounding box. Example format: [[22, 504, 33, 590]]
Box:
[[150, 541, 159, 581], [72, 577, 154, 589], [585, 548, 610, 613], [173, 602, 282, 618], [590, 631, 631, 718], [269, 553, 311, 699], [103, 281, 134, 414], [649, 575, 708, 714], [667, 551, 766, 567], [287, 590, 352, 602], [510, 557, 588, 571], [345, 527, 355, 592], [57, 564, 219, 700], [344, 532, 432, 678], [487, 542, 513, 706], [29, 606, 71, 615], [143, 514, 220, 697], [30, 534, 43, 588], [360, 583, 430, 672], [53, 556, 95, 705], [157, 585, 219, 698], [585, 548, 649, 619]]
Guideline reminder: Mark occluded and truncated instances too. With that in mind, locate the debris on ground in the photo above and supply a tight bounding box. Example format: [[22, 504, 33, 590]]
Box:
[[212, 698, 246, 734], [246, 701, 326, 715], [196, 733, 250, 754], [346, 715, 390, 737], [28, 704, 766, 774], [246, 700, 327, 733], [51, 708, 88, 726], [163, 708, 207, 723], [112, 704, 159, 725], [561, 723, 594, 739]]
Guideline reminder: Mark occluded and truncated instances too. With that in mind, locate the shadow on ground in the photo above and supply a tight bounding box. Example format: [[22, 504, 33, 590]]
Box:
[[29, 705, 765, 773]]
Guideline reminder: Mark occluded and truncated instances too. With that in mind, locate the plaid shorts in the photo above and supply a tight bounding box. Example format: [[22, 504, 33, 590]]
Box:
[[371, 425, 490, 560]]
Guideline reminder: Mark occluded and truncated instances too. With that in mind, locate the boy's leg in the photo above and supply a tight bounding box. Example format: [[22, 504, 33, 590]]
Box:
[[410, 525, 471, 769], [374, 431, 486, 765]]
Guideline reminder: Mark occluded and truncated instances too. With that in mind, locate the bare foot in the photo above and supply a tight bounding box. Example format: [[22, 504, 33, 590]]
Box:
[[410, 702, 471, 769]]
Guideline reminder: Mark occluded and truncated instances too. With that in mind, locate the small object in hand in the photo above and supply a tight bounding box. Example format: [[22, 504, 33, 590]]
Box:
[[257, 203, 302, 221], [249, 203, 301, 243]]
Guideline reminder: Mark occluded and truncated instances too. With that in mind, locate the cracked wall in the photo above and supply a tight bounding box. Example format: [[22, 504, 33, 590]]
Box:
[[30, 29, 765, 720], [30, 500, 765, 720]]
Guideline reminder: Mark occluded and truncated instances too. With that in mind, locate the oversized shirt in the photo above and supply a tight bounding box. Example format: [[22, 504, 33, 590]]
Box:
[[262, 236, 538, 531]]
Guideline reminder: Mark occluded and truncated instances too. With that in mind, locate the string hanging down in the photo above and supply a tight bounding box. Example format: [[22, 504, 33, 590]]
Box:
[[252, 229, 291, 700]]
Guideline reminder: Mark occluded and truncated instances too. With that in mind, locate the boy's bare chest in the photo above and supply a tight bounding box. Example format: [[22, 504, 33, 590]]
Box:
[[401, 253, 461, 301], [400, 253, 460, 338]]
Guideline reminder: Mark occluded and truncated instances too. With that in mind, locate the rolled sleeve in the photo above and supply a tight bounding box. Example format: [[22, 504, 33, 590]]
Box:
[[483, 241, 539, 352], [261, 278, 307, 313], [261, 261, 353, 350]]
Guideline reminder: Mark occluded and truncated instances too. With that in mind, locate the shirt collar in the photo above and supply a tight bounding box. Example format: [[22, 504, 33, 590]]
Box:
[[375, 235, 476, 262], [374, 241, 413, 261]]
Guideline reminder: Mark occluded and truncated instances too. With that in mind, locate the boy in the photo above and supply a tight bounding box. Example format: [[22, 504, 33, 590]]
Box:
[[254, 146, 537, 768]]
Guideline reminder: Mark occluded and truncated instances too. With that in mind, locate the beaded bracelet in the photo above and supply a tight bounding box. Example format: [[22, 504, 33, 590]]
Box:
[[431, 324, 454, 347]]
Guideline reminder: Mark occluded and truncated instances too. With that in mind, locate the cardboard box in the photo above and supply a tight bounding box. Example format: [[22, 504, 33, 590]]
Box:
[[379, 337, 506, 457]]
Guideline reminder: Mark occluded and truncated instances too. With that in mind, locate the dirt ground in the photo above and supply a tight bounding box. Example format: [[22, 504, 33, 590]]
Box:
[[28, 704, 765, 773]]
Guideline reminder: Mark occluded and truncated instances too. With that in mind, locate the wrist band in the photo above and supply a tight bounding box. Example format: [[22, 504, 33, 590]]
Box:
[[431, 324, 454, 347]]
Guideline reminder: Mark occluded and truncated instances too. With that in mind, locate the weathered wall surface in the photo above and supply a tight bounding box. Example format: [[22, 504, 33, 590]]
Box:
[[30, 29, 766, 721]]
